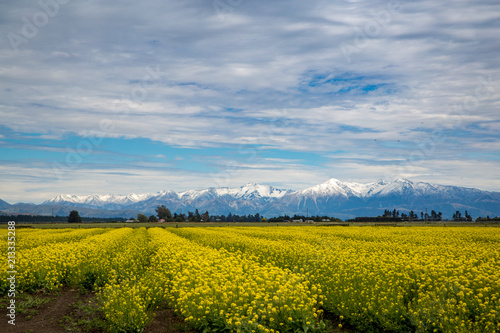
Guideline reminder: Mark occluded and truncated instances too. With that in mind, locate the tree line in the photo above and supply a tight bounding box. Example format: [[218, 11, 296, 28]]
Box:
[[149, 206, 344, 223], [116, 207, 494, 223], [151, 205, 264, 223], [0, 213, 123, 223], [2, 207, 496, 224], [380, 209, 475, 222], [267, 215, 343, 223], [380, 209, 443, 221]]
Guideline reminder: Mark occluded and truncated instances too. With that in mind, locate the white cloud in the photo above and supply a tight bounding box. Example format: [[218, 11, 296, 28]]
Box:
[[1, 0, 499, 201]]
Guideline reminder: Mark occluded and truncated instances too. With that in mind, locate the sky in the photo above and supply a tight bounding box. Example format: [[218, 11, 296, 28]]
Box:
[[1, 0, 499, 204]]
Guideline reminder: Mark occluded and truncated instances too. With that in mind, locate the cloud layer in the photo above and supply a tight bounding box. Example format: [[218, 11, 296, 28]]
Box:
[[1, 0, 499, 203]]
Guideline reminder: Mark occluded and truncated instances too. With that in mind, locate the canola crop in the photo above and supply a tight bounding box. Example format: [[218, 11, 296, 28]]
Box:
[[100, 228, 325, 333], [12, 228, 107, 249], [170, 226, 500, 333], [2, 225, 499, 333]]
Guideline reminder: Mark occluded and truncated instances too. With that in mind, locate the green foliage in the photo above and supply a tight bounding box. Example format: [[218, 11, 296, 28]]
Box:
[[18, 295, 50, 312], [201, 211, 210, 222], [137, 214, 148, 223], [79, 271, 98, 293], [155, 205, 172, 221], [68, 210, 82, 223]]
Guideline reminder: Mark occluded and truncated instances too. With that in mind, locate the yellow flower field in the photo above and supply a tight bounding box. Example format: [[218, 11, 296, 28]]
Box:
[[2, 226, 499, 332]]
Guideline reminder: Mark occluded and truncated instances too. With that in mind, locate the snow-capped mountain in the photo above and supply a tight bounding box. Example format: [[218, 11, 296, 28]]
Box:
[[45, 193, 156, 209], [2, 179, 500, 219], [277, 178, 500, 219], [43, 183, 289, 208]]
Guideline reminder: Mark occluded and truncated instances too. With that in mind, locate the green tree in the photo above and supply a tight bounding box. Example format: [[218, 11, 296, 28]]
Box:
[[156, 205, 172, 221], [148, 215, 158, 222], [137, 213, 148, 223], [68, 210, 82, 223], [201, 211, 210, 222]]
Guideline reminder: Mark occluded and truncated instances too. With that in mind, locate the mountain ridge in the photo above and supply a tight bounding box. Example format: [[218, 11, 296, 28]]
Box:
[[2, 178, 500, 219]]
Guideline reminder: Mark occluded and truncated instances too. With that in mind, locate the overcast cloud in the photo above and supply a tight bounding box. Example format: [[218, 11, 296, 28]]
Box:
[[1, 0, 499, 203]]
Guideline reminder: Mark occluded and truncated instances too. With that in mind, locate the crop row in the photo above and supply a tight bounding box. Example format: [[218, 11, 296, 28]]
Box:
[[2, 226, 499, 332], [101, 228, 325, 333], [3, 227, 326, 333], [169, 226, 500, 333]]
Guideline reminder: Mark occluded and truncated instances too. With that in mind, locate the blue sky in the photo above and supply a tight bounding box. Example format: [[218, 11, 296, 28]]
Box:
[[1, 0, 499, 203]]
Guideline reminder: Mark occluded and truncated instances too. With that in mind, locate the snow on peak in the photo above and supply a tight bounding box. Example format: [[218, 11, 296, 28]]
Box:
[[394, 178, 413, 184], [298, 178, 436, 198], [212, 183, 289, 199], [300, 178, 355, 197], [44, 192, 155, 205], [43, 178, 449, 209], [241, 183, 276, 197]]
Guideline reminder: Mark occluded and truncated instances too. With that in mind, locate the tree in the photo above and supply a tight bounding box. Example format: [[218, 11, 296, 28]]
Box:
[[156, 205, 172, 221], [68, 210, 82, 223], [137, 214, 148, 223], [195, 209, 201, 222], [148, 215, 158, 222], [453, 211, 462, 221], [201, 211, 210, 222]]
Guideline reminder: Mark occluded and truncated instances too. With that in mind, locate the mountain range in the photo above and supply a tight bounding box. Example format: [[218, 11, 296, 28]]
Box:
[[1, 178, 500, 220]]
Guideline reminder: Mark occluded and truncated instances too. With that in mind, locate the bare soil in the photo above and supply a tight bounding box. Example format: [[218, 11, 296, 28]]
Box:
[[1, 289, 350, 333], [0, 288, 197, 333], [2, 289, 82, 333]]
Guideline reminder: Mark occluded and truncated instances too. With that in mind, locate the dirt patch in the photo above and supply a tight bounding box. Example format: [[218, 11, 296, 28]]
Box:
[[1, 288, 81, 333], [144, 307, 198, 333], [1, 290, 349, 333], [1, 289, 199, 333]]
